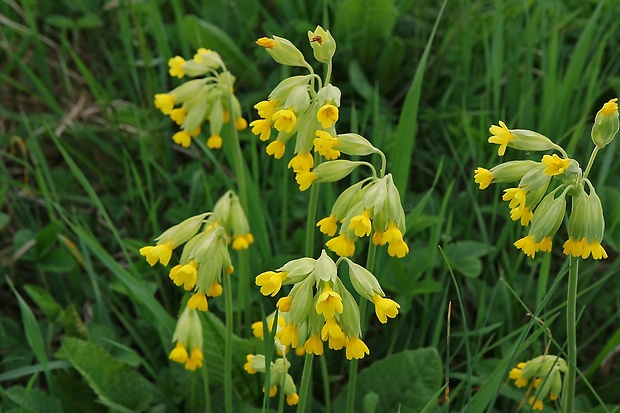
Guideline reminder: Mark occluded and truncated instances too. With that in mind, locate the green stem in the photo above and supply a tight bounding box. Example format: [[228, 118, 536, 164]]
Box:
[[582, 146, 600, 181], [320, 355, 332, 413], [224, 272, 234, 413], [298, 155, 322, 413], [296, 354, 314, 413], [345, 243, 377, 413], [563, 256, 578, 413]]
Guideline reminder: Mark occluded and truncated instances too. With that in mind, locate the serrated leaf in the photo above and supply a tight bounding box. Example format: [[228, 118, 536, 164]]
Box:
[[334, 348, 443, 413], [59, 338, 153, 412], [62, 304, 88, 339]]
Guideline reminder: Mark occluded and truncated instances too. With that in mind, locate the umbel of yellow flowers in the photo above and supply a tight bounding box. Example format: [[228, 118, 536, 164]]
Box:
[[254, 250, 400, 360], [509, 355, 568, 411], [153, 48, 248, 149], [140, 191, 252, 311], [474, 98, 618, 259]]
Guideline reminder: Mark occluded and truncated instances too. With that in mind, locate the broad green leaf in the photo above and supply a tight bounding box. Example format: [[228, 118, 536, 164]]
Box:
[[58, 338, 153, 412], [36, 248, 77, 273], [334, 348, 443, 413], [3, 386, 63, 413], [443, 241, 491, 278]]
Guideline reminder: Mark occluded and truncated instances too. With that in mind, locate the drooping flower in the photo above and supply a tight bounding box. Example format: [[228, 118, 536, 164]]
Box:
[[488, 121, 515, 156]]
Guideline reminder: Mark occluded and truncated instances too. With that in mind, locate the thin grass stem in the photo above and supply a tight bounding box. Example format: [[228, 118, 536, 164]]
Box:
[[563, 257, 578, 413]]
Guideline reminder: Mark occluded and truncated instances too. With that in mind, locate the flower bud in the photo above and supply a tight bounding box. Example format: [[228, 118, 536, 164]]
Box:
[[591, 98, 619, 148], [336, 133, 380, 156], [308, 25, 336, 63], [156, 213, 208, 247], [344, 258, 384, 300], [313, 160, 364, 183], [314, 250, 338, 283], [258, 35, 309, 67], [317, 84, 341, 107]]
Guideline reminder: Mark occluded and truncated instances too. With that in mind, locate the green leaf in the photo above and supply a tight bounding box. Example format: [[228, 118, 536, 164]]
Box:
[[36, 248, 77, 273], [61, 304, 88, 339], [35, 221, 61, 259], [0, 212, 10, 231], [442, 241, 491, 278], [3, 386, 63, 413], [58, 337, 154, 412], [23, 284, 63, 320], [334, 348, 443, 413], [184, 15, 261, 87]]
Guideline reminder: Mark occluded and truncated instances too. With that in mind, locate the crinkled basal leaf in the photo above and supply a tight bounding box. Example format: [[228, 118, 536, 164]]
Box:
[[58, 338, 153, 412], [334, 348, 443, 413]]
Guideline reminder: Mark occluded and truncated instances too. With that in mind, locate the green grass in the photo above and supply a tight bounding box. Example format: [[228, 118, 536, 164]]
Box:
[[1, 0, 620, 412]]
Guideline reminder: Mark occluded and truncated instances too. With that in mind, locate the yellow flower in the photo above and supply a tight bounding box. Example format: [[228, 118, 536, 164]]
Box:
[[317, 216, 338, 236], [222, 110, 231, 123], [207, 282, 223, 297], [286, 393, 299, 406], [255, 271, 288, 296], [272, 108, 296, 133], [580, 238, 608, 259], [514, 235, 539, 258], [382, 223, 403, 245], [256, 37, 276, 48], [295, 171, 318, 191], [288, 152, 314, 172], [266, 386, 278, 397], [168, 56, 186, 78], [170, 261, 198, 291], [371, 294, 400, 323], [189, 126, 201, 136], [232, 234, 251, 250], [372, 231, 385, 246], [541, 154, 570, 176], [184, 347, 204, 371], [154, 93, 175, 115], [169, 342, 189, 363], [139, 241, 173, 266], [277, 296, 293, 312], [244, 354, 257, 374], [528, 397, 544, 411], [188, 292, 208, 312], [345, 336, 369, 360], [317, 104, 339, 128], [538, 237, 552, 253], [563, 238, 583, 257], [488, 120, 515, 156], [254, 100, 278, 119], [313, 130, 340, 160], [170, 108, 187, 125], [249, 119, 272, 141], [473, 167, 493, 190], [326, 233, 356, 257], [321, 317, 345, 341], [601, 97, 618, 115], [510, 206, 533, 226], [508, 362, 528, 388], [315, 285, 344, 318], [387, 240, 409, 258], [349, 210, 372, 237], [172, 131, 192, 148], [207, 134, 223, 149], [275, 323, 299, 348], [266, 140, 286, 159], [235, 117, 248, 131], [303, 335, 324, 355], [502, 188, 527, 210]]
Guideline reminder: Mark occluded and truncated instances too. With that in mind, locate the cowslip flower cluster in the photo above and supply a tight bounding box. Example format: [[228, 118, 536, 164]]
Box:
[[318, 174, 409, 258], [140, 191, 252, 311], [168, 306, 204, 371], [474, 98, 618, 259], [154, 48, 247, 149], [255, 250, 400, 360], [244, 354, 299, 406], [250, 26, 341, 172], [508, 355, 568, 411]]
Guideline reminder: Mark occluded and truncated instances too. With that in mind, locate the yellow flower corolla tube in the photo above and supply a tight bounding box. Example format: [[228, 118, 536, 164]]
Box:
[[272, 108, 297, 133], [303, 335, 324, 355], [316, 216, 338, 236], [154, 93, 175, 114], [266, 140, 286, 159], [255, 271, 288, 296], [207, 134, 223, 149], [326, 233, 356, 257], [169, 342, 189, 363], [172, 131, 191, 147], [345, 336, 370, 360], [140, 241, 174, 266], [315, 285, 344, 318], [185, 347, 204, 371], [188, 292, 208, 312], [314, 130, 341, 160], [371, 294, 400, 324], [287, 152, 314, 172]]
